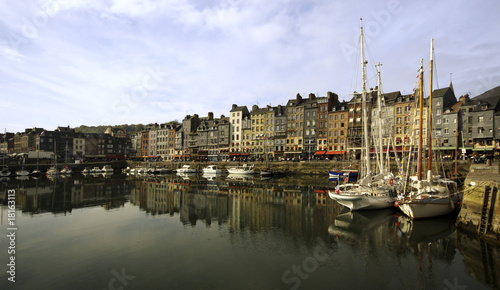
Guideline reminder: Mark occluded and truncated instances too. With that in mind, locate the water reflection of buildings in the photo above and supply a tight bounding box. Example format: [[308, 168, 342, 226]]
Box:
[[457, 231, 500, 289], [0, 177, 131, 215], [128, 175, 344, 238]]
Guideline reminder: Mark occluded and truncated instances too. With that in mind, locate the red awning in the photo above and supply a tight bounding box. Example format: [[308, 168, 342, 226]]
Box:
[[325, 151, 345, 155], [314, 151, 326, 155]]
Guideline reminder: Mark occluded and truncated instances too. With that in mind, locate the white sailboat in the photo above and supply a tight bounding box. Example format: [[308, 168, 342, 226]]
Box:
[[16, 157, 29, 176], [46, 142, 59, 176], [31, 151, 42, 176], [397, 39, 461, 219], [329, 18, 398, 211]]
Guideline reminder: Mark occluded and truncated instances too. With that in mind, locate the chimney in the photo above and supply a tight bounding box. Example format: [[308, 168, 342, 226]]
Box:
[[308, 93, 316, 100], [208, 112, 214, 120]]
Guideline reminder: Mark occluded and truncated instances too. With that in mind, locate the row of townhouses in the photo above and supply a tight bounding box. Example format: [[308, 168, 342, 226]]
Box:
[[2, 84, 499, 162], [0, 126, 130, 162]]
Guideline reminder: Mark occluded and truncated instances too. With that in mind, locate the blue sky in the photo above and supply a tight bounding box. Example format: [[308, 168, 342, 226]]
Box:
[[1, 0, 499, 133]]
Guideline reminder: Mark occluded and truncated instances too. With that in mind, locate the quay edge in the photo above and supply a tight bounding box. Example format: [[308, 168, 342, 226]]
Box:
[[456, 162, 500, 245]]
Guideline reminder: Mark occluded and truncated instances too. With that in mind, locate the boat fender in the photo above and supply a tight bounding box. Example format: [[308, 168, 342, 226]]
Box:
[[394, 201, 400, 207], [389, 178, 394, 186]]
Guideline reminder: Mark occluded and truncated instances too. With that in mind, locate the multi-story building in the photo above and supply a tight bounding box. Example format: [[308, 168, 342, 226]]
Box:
[[174, 128, 185, 160], [347, 91, 374, 159], [263, 105, 277, 160], [12, 128, 43, 154], [194, 112, 221, 161], [73, 134, 86, 158], [0, 133, 15, 154], [148, 125, 159, 157], [229, 104, 249, 156], [430, 86, 457, 150], [328, 101, 349, 158], [166, 123, 180, 161], [250, 105, 267, 160], [273, 105, 286, 160], [240, 114, 252, 159], [285, 94, 306, 159], [130, 131, 142, 157], [141, 130, 149, 157], [393, 94, 414, 148], [217, 115, 230, 161], [459, 94, 475, 152], [156, 123, 179, 160], [469, 86, 500, 152], [84, 133, 129, 158], [37, 126, 75, 162], [303, 94, 317, 160], [370, 91, 399, 152], [316, 92, 338, 158]]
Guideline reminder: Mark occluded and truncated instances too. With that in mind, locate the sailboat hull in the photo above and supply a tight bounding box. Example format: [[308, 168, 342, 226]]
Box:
[[328, 190, 395, 211], [398, 197, 456, 219]]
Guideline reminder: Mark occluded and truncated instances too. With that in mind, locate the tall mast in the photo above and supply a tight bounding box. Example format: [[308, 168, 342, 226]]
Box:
[[360, 18, 370, 177], [427, 38, 434, 181], [417, 59, 424, 181], [376, 62, 384, 174]]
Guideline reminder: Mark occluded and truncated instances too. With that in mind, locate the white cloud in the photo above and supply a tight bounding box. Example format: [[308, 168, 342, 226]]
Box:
[[1, 0, 499, 133]]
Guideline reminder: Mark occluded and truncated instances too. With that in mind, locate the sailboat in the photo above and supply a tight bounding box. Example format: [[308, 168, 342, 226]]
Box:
[[0, 154, 10, 177], [46, 141, 59, 176], [60, 142, 72, 174], [329, 18, 399, 211], [31, 151, 42, 176], [397, 39, 462, 219], [16, 157, 29, 176]]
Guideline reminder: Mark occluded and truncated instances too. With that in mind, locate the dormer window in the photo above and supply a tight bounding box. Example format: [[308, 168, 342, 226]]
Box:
[[481, 104, 488, 110]]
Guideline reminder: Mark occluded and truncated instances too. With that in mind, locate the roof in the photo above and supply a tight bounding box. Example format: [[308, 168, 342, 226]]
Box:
[[471, 85, 500, 111]]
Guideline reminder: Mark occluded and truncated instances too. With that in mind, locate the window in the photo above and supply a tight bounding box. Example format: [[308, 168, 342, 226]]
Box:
[[478, 116, 484, 123], [396, 107, 402, 114]]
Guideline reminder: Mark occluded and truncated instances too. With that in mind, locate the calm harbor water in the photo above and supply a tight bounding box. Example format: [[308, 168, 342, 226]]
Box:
[[0, 173, 498, 290]]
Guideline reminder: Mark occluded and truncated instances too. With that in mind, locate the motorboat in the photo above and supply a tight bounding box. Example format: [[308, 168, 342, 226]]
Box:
[[177, 165, 197, 173], [60, 165, 72, 174], [202, 165, 222, 175], [90, 167, 103, 173], [328, 169, 359, 180], [102, 165, 113, 174], [227, 164, 255, 175], [46, 166, 59, 176]]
